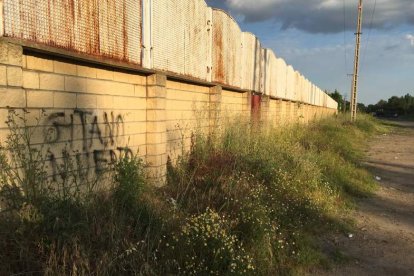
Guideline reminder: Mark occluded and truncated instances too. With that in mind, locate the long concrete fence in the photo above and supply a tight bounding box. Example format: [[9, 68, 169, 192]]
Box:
[[0, 0, 338, 184]]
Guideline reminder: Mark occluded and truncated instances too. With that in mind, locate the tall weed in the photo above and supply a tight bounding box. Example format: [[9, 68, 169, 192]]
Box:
[[0, 110, 385, 275]]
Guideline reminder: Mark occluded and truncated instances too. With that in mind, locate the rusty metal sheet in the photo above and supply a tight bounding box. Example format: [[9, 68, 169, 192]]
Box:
[[212, 9, 242, 88], [152, 0, 212, 81], [3, 0, 142, 64]]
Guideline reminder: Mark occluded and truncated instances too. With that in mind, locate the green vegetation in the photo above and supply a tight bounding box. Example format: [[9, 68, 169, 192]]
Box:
[[366, 93, 414, 118], [0, 111, 387, 275]]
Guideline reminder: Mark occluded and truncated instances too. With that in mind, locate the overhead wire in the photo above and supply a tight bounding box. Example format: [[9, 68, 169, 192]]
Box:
[[343, 0, 348, 100], [343, 0, 348, 75], [361, 0, 377, 71]]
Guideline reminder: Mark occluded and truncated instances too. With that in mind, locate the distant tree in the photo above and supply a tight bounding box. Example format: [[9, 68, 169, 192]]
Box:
[[328, 89, 344, 112], [357, 103, 367, 113], [367, 94, 414, 117]]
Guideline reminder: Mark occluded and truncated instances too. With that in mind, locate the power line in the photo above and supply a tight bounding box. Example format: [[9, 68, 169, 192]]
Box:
[[361, 0, 377, 71], [343, 0, 348, 75]]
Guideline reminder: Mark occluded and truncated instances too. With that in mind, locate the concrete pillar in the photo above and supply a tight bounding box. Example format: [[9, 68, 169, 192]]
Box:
[[260, 95, 270, 126], [209, 85, 222, 134], [146, 73, 167, 186], [275, 99, 282, 127], [0, 39, 25, 109]]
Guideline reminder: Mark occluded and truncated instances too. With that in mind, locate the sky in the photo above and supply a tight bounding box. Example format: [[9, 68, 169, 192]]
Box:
[[206, 0, 414, 105]]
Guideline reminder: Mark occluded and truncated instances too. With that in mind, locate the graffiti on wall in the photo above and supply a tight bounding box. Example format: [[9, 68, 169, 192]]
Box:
[[43, 109, 133, 180]]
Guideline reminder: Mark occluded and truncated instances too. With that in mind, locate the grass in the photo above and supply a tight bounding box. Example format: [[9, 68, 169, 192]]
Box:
[[0, 110, 388, 275]]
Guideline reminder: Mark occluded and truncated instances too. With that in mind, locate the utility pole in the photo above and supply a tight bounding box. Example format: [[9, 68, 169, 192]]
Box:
[[350, 0, 363, 121]]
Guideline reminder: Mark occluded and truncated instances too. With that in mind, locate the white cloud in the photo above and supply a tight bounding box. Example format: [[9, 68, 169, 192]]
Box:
[[207, 0, 414, 34], [406, 34, 414, 46]]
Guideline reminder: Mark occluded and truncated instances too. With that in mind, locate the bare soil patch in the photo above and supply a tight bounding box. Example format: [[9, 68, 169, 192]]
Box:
[[313, 120, 414, 276]]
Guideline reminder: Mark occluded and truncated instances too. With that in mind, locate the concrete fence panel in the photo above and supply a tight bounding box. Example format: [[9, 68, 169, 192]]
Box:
[[241, 32, 259, 92], [212, 9, 242, 88], [2, 0, 142, 64], [276, 58, 287, 99], [151, 0, 212, 81]]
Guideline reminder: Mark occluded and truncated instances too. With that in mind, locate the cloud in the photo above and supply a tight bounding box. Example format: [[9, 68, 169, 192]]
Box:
[[406, 34, 414, 46], [206, 0, 414, 34]]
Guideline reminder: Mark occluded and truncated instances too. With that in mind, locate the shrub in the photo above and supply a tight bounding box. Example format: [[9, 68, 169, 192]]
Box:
[[0, 110, 386, 275]]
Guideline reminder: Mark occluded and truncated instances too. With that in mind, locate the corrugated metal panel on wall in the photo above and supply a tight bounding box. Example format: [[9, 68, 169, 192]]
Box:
[[3, 0, 142, 64], [286, 65, 295, 101], [212, 9, 242, 88], [276, 58, 286, 99], [152, 0, 211, 81], [305, 79, 311, 104], [184, 2, 211, 81], [241, 32, 262, 93], [241, 32, 254, 91], [263, 49, 277, 97]]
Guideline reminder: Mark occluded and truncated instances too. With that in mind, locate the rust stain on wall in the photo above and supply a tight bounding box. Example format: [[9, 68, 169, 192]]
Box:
[[3, 0, 142, 64]]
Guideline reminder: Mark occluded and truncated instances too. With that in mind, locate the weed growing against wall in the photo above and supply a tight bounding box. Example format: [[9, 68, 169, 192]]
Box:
[[0, 111, 387, 275]]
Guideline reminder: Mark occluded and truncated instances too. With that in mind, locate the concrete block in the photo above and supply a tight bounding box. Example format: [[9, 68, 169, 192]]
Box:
[[129, 97, 147, 109], [40, 73, 64, 91], [96, 68, 114, 80], [147, 110, 166, 122], [0, 42, 7, 64], [27, 90, 54, 108], [97, 95, 114, 109], [77, 65, 97, 78], [0, 87, 26, 108], [54, 92, 76, 108], [22, 71, 40, 89], [7, 66, 22, 87], [147, 73, 166, 87], [146, 154, 168, 167], [0, 65, 6, 85], [146, 143, 168, 157], [146, 121, 166, 133], [147, 86, 166, 98], [0, 109, 9, 128], [7, 43, 23, 66], [112, 96, 128, 110], [146, 132, 166, 145], [147, 97, 166, 110], [86, 79, 111, 95], [166, 80, 181, 90], [26, 55, 54, 72], [65, 76, 87, 92], [134, 85, 146, 96], [54, 61, 77, 75], [113, 71, 131, 83], [129, 74, 146, 85], [131, 133, 147, 146], [109, 82, 135, 97], [125, 122, 147, 135], [132, 110, 147, 122], [77, 94, 97, 109]]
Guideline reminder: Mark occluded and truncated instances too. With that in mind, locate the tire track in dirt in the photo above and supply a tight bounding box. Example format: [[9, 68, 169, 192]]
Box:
[[313, 120, 414, 276]]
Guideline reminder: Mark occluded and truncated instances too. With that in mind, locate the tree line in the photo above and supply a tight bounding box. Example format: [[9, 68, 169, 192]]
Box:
[[327, 90, 414, 117]]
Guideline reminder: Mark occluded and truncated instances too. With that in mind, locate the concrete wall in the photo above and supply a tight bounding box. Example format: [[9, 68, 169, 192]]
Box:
[[0, 40, 336, 185], [1, 0, 338, 109]]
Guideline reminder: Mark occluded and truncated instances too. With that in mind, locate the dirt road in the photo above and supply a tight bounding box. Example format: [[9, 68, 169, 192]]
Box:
[[316, 120, 414, 276]]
